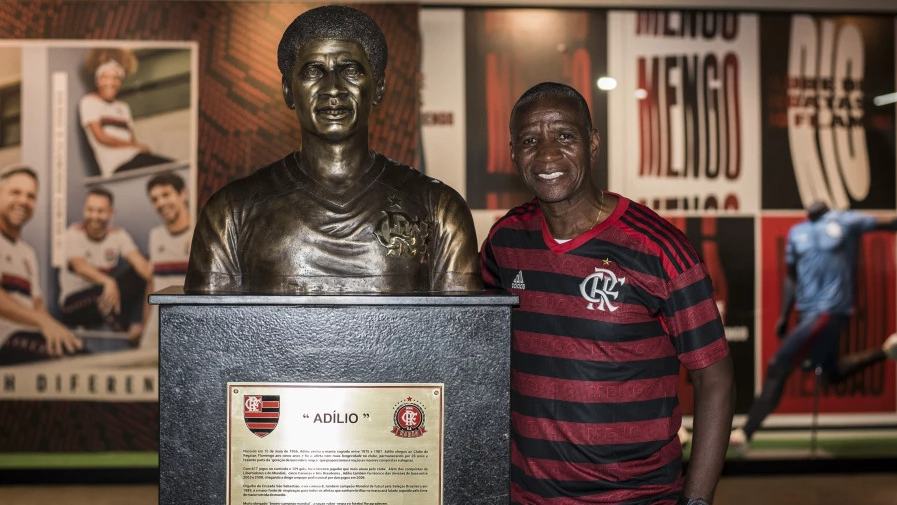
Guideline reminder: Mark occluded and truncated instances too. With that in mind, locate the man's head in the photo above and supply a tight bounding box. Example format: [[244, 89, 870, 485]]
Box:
[[147, 171, 188, 226], [83, 187, 114, 240], [0, 165, 39, 238], [278, 6, 387, 87], [278, 6, 387, 143], [510, 82, 593, 136], [508, 82, 599, 205], [807, 200, 830, 222]]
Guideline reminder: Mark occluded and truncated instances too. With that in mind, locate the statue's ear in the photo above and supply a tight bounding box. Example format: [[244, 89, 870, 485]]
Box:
[[282, 78, 295, 110], [372, 76, 385, 107]]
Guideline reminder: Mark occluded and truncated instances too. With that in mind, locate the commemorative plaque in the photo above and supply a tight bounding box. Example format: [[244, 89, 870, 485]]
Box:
[[227, 383, 445, 505]]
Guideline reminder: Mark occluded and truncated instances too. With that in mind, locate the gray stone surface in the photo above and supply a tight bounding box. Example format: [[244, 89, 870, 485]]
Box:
[[152, 289, 516, 505]]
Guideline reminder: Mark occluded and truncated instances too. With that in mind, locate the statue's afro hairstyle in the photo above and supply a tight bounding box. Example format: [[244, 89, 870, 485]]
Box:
[[277, 6, 387, 84]]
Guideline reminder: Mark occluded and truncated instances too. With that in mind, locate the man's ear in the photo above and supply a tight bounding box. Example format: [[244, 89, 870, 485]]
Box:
[[372, 77, 385, 107], [282, 78, 295, 110], [589, 129, 600, 164]]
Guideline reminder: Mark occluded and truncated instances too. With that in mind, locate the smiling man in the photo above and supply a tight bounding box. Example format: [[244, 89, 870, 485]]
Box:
[[480, 82, 734, 505], [140, 171, 193, 348], [59, 187, 151, 338], [0, 165, 83, 364], [185, 5, 480, 294]]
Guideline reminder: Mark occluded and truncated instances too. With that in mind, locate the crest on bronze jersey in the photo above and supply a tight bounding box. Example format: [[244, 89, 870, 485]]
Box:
[[374, 195, 431, 257]]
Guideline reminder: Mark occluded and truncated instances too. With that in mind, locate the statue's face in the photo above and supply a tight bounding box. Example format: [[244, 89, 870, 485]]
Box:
[[283, 39, 382, 142]]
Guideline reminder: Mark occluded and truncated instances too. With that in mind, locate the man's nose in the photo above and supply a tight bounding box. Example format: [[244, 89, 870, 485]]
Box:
[[535, 142, 563, 162], [321, 70, 347, 96]]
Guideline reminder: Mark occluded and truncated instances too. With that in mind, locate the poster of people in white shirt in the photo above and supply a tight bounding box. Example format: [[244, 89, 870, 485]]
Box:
[[607, 10, 761, 214], [0, 40, 196, 457]]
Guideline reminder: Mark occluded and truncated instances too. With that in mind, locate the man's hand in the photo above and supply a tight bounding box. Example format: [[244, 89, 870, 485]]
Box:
[[775, 318, 788, 339], [98, 279, 121, 316], [40, 318, 83, 356]]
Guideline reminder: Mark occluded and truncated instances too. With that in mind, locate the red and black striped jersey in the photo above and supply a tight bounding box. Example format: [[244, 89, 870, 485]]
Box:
[[481, 194, 729, 505]]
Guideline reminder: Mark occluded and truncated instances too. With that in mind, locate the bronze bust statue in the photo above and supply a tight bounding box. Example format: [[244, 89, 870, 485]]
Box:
[[185, 6, 482, 294]]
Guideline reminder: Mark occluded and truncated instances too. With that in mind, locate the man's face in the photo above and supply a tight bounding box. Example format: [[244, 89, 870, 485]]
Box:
[[149, 184, 188, 225], [0, 173, 37, 234], [282, 39, 382, 142], [510, 95, 599, 205], [96, 68, 122, 102], [83, 193, 113, 239]]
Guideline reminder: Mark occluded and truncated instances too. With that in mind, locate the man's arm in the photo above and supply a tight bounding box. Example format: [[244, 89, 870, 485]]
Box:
[[872, 215, 897, 231], [68, 256, 121, 315], [683, 356, 735, 503], [0, 290, 82, 356], [775, 263, 796, 338], [124, 249, 153, 282]]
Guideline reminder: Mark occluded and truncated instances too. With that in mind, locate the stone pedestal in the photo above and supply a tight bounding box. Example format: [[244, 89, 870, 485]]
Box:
[[150, 288, 517, 505]]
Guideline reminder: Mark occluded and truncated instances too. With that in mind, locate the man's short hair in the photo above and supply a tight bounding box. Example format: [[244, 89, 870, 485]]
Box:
[[277, 5, 388, 84], [147, 171, 186, 194], [87, 186, 114, 207], [510, 82, 593, 134], [0, 164, 38, 184]]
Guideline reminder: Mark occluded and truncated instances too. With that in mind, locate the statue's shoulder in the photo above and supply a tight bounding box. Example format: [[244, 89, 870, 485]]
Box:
[[376, 152, 452, 195], [209, 155, 295, 207]]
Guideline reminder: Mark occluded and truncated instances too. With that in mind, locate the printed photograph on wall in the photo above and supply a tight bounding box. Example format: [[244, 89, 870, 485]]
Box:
[[464, 9, 608, 211], [760, 215, 896, 418], [0, 46, 19, 170], [666, 216, 756, 415], [607, 10, 761, 214], [760, 14, 896, 211], [0, 40, 197, 460]]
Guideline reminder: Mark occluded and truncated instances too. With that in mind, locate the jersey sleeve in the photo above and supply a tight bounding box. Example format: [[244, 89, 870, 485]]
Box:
[[117, 229, 138, 255], [184, 186, 244, 293], [660, 261, 730, 370], [27, 247, 41, 301], [479, 236, 503, 290], [841, 210, 877, 235], [785, 228, 797, 266], [79, 94, 101, 128], [63, 227, 84, 263], [428, 185, 483, 292]]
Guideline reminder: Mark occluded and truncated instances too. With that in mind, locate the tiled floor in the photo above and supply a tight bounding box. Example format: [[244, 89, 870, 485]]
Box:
[[1, 475, 896, 505]]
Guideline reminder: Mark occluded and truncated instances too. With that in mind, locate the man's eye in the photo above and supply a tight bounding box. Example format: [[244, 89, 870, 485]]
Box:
[[521, 138, 536, 145], [558, 133, 574, 141], [343, 66, 360, 77], [302, 66, 323, 79]]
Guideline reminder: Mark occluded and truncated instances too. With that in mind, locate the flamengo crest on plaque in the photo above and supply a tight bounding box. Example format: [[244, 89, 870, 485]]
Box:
[[243, 395, 280, 438], [392, 396, 427, 438]]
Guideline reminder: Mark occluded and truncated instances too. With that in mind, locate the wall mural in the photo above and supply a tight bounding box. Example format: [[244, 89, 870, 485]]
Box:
[[0, 1, 420, 468], [1, 2, 896, 471], [423, 8, 897, 461]]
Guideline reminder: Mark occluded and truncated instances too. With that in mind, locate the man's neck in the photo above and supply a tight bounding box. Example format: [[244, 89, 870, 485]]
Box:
[[297, 134, 372, 194], [85, 226, 108, 241], [0, 222, 20, 242], [166, 215, 191, 235], [540, 189, 605, 240]]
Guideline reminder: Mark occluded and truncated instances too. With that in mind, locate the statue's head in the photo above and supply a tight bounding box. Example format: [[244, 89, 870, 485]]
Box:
[[278, 6, 387, 90], [278, 6, 388, 141]]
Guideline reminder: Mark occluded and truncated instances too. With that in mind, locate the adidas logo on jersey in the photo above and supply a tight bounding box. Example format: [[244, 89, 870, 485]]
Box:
[[511, 270, 526, 290]]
